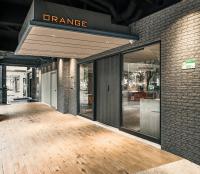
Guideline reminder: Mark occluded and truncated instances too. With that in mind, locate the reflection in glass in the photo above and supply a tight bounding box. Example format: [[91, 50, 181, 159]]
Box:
[[122, 43, 160, 139], [0, 66, 2, 104], [79, 63, 94, 118]]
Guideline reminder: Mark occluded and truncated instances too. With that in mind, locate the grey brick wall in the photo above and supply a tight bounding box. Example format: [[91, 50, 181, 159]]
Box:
[[83, 0, 200, 165], [134, 0, 200, 165]]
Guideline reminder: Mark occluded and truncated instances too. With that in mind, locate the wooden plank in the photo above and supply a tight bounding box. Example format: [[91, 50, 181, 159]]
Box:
[[0, 103, 182, 174]]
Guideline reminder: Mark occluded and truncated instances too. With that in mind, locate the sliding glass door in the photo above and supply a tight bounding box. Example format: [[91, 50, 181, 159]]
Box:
[[79, 63, 94, 119], [0, 65, 3, 104], [122, 43, 160, 140]]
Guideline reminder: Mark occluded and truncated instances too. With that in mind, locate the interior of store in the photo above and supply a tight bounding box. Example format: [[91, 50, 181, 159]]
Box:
[[6, 66, 31, 104], [122, 43, 160, 139], [79, 63, 94, 118]]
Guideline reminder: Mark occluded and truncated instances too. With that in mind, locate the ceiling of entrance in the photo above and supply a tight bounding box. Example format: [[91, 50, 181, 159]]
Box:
[[15, 26, 133, 59], [0, 0, 181, 52], [124, 43, 160, 63]]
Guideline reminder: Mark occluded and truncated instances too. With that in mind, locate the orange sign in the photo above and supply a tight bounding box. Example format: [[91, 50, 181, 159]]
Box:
[[42, 14, 88, 28]]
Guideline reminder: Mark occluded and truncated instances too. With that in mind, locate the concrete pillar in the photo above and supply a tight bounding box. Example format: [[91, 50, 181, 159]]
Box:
[[37, 68, 42, 101], [57, 58, 70, 113], [68, 58, 78, 115], [57, 58, 78, 115], [31, 68, 37, 100]]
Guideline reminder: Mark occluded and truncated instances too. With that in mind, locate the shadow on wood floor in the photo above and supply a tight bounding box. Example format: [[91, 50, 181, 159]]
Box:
[[0, 114, 9, 122]]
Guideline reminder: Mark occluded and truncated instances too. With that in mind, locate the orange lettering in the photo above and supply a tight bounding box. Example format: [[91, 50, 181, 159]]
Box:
[[75, 20, 81, 26], [52, 16, 58, 23], [42, 14, 88, 28], [59, 17, 66, 24], [82, 21, 88, 28], [67, 18, 74, 25], [43, 14, 50, 21]]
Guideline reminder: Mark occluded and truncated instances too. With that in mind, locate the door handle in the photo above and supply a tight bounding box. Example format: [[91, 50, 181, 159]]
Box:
[[107, 85, 109, 92]]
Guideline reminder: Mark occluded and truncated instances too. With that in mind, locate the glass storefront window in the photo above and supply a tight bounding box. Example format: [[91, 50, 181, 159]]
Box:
[[79, 63, 94, 118], [122, 43, 160, 139], [0, 66, 2, 104]]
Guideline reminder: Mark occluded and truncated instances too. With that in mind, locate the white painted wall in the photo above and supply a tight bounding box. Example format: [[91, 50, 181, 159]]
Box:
[[41, 70, 57, 109], [50, 72, 57, 109]]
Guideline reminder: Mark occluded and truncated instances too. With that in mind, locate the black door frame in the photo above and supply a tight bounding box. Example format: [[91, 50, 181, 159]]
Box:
[[119, 41, 161, 144], [77, 61, 96, 121], [77, 41, 161, 144]]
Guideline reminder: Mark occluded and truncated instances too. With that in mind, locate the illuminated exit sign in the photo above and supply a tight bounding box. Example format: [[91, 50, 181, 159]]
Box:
[[182, 59, 196, 70]]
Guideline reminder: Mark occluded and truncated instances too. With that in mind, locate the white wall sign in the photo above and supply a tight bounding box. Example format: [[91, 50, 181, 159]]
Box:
[[182, 59, 196, 70]]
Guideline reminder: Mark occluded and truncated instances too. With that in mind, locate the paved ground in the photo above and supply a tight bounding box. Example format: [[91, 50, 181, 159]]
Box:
[[0, 103, 199, 174]]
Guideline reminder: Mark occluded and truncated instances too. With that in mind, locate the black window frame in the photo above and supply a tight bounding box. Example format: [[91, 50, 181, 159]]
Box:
[[77, 61, 96, 121], [119, 41, 161, 144], [77, 40, 161, 144]]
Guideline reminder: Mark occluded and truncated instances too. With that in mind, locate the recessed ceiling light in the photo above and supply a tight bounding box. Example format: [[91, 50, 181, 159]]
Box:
[[129, 40, 134, 44]]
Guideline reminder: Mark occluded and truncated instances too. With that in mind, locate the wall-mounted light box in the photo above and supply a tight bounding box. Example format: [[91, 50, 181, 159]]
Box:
[[182, 59, 196, 70]]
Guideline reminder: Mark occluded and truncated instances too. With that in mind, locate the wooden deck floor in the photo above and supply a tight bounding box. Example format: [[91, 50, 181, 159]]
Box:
[[0, 103, 181, 174]]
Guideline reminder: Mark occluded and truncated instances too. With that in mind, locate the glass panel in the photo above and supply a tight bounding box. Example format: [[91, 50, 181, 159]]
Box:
[[122, 43, 160, 139], [6, 66, 27, 103], [0, 65, 2, 104], [79, 63, 94, 118]]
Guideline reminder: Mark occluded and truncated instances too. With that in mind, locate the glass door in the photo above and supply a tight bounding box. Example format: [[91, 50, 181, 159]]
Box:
[[0, 65, 2, 104], [79, 63, 94, 119], [122, 43, 161, 141]]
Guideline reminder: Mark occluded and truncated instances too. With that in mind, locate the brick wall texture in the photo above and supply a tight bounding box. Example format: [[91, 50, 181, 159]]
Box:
[[85, 0, 200, 165], [134, 0, 200, 165]]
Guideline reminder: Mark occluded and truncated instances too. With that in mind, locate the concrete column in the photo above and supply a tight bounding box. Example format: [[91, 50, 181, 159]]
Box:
[[57, 58, 70, 113], [68, 58, 78, 115], [57, 58, 78, 115], [31, 68, 37, 100]]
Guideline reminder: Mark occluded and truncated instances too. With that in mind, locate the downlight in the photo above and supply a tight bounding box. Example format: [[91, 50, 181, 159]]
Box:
[[129, 40, 134, 44]]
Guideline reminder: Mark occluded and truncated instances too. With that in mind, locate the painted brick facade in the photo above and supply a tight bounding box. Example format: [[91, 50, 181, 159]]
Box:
[[133, 0, 200, 165], [84, 0, 200, 165]]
